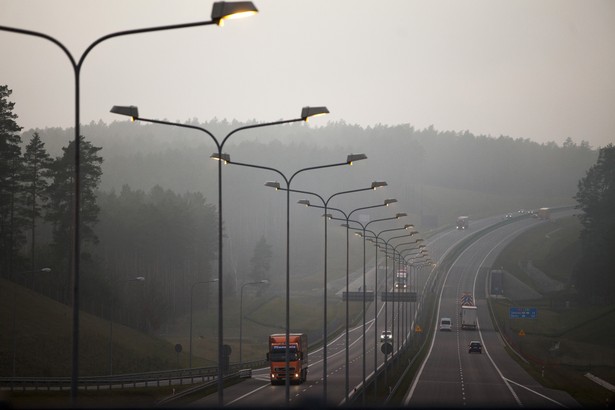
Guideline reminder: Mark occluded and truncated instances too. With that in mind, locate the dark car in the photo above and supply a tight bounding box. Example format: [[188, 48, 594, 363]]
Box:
[[469, 341, 482, 353]]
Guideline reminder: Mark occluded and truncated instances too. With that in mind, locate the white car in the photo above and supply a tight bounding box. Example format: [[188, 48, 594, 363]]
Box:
[[439, 317, 452, 331], [380, 330, 392, 342]]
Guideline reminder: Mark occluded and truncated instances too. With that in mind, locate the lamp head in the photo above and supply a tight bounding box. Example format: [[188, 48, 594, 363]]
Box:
[[301, 106, 329, 121], [384, 198, 397, 206], [297, 199, 311, 206], [210, 153, 230, 164], [347, 153, 367, 165], [135, 276, 146, 281], [110, 105, 139, 122], [371, 181, 387, 190], [323, 213, 333, 219], [403, 224, 414, 229], [41, 267, 52, 273], [260, 279, 269, 284], [212, 1, 258, 26], [395, 213, 407, 218], [265, 181, 281, 190]]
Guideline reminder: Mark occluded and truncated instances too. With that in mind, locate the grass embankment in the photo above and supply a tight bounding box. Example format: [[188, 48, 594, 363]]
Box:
[[490, 216, 615, 407]]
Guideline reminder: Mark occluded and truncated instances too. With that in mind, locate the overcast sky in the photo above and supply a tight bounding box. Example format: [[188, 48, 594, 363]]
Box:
[[1, 0, 614, 148]]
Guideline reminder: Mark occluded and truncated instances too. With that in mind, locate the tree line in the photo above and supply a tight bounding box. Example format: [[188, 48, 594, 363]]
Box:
[[573, 144, 615, 304], [1, 86, 223, 332]]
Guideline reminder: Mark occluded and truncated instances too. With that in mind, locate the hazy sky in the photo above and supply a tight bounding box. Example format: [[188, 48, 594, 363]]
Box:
[[1, 0, 614, 147]]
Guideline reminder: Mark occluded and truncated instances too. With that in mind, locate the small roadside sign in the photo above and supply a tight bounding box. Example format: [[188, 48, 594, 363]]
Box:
[[415, 325, 422, 333], [510, 307, 537, 319], [518, 329, 526, 337]]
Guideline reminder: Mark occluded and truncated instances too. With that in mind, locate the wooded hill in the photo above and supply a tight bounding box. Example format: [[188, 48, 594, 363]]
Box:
[[7, 118, 598, 338]]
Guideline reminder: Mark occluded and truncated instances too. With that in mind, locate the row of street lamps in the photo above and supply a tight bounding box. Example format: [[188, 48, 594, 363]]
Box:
[[2, 2, 260, 404], [3, 2, 436, 406]]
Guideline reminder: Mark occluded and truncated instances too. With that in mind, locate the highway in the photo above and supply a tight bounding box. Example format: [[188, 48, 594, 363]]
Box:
[[191, 212, 580, 407], [404, 211, 579, 408]]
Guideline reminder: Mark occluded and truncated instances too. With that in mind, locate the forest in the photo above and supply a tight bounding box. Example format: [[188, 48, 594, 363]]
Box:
[[0, 84, 605, 338]]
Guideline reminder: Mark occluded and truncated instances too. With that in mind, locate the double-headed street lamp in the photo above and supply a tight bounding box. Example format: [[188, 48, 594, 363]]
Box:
[[189, 279, 219, 369], [239, 280, 268, 367], [304, 199, 397, 402], [112, 105, 327, 404], [109, 276, 145, 375], [359, 225, 418, 393], [274, 180, 387, 403], [213, 152, 367, 404], [2, 2, 258, 399], [340, 218, 411, 404]]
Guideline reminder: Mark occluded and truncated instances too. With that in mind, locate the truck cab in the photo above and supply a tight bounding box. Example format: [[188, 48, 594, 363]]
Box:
[[266, 333, 308, 385]]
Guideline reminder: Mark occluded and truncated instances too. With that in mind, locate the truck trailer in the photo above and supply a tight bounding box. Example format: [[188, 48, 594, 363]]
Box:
[[461, 305, 478, 329], [266, 333, 308, 385], [460, 292, 478, 329], [456, 216, 469, 230]]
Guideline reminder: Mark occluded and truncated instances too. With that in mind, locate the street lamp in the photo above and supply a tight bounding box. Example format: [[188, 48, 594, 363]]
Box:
[[112, 105, 325, 405], [239, 280, 268, 367], [1, 2, 257, 399], [275, 181, 388, 403], [305, 198, 397, 402], [109, 276, 145, 375], [339, 218, 411, 404], [11, 268, 51, 377], [360, 224, 417, 394], [189, 279, 219, 369], [215, 152, 366, 404]]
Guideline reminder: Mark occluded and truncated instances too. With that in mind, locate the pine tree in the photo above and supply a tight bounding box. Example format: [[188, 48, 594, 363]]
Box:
[[0, 85, 24, 276], [249, 235, 272, 283], [21, 132, 53, 270], [45, 135, 103, 298], [573, 144, 615, 304]]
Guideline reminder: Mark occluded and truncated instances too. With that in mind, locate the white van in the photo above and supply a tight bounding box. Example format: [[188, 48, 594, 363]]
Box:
[[439, 317, 452, 331]]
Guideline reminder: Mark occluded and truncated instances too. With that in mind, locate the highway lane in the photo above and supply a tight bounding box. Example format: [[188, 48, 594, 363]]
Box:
[[191, 218, 500, 407], [405, 212, 579, 408]]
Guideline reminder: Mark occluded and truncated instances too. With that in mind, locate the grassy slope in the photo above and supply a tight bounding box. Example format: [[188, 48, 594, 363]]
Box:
[[491, 216, 615, 407]]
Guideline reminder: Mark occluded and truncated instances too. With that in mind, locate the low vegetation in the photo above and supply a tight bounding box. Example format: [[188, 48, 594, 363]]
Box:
[[491, 216, 615, 407]]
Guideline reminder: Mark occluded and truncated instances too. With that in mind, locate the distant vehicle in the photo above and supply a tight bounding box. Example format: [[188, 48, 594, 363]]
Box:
[[537, 207, 550, 220], [505, 213, 513, 219], [266, 333, 308, 385], [380, 330, 392, 342], [468, 341, 482, 354], [395, 268, 408, 289], [456, 216, 469, 230], [439, 317, 452, 331]]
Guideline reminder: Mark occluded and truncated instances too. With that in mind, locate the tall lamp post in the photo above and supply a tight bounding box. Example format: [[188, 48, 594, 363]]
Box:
[[189, 279, 218, 369], [239, 280, 268, 367], [109, 276, 145, 375], [214, 152, 367, 404], [339, 218, 411, 404], [282, 181, 387, 405], [111, 105, 326, 405], [361, 225, 418, 394], [273, 180, 388, 404], [305, 199, 398, 402], [11, 268, 51, 377], [1, 2, 258, 399], [376, 231, 420, 384]]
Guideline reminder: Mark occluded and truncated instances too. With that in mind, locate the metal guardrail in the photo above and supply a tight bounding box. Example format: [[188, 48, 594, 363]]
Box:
[[0, 360, 267, 392]]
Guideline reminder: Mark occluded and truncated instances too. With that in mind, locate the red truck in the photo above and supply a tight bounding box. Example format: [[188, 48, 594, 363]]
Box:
[[266, 333, 308, 385]]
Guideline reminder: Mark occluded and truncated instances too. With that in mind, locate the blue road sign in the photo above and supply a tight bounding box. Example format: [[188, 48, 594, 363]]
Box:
[[509, 307, 537, 319]]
